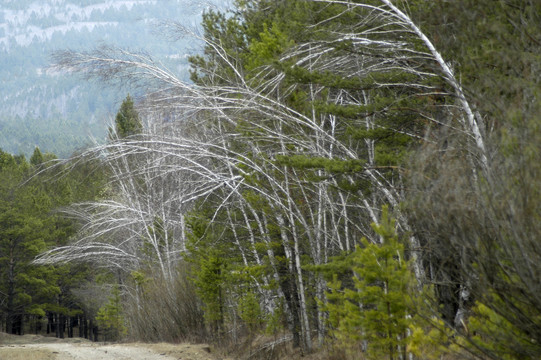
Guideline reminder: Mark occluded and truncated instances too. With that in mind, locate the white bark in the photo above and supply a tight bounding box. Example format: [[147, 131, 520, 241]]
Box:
[[378, 0, 488, 170], [39, 3, 486, 343]]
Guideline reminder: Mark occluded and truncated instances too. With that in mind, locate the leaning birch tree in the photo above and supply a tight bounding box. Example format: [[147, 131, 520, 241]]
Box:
[[35, 0, 502, 352]]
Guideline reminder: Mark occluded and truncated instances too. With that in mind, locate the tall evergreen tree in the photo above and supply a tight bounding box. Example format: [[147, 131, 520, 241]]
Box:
[[112, 94, 142, 139], [30, 147, 44, 166], [322, 207, 419, 359], [0, 147, 107, 336], [0, 150, 58, 334]]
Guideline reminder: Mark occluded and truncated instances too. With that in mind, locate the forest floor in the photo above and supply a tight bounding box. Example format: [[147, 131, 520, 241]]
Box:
[[0, 332, 230, 360]]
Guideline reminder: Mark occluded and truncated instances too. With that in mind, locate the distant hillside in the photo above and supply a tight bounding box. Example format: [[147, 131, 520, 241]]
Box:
[[0, 0, 220, 157]]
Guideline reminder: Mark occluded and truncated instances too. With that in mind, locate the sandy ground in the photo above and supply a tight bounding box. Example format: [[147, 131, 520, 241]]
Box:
[[0, 333, 227, 360]]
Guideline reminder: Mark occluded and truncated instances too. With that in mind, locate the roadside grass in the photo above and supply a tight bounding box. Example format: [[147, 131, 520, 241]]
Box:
[[0, 347, 56, 360]]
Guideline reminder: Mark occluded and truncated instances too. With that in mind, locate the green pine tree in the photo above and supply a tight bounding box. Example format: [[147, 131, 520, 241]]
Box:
[[30, 147, 44, 166], [96, 286, 127, 340], [322, 207, 416, 360], [0, 150, 57, 334], [0, 147, 107, 336], [111, 94, 142, 139]]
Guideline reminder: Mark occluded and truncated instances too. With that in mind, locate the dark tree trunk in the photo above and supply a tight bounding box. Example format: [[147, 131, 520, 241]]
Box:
[[35, 315, 42, 335], [47, 312, 53, 334], [6, 248, 15, 334], [79, 314, 84, 338], [55, 313, 60, 338], [84, 315, 89, 339], [89, 318, 98, 341], [67, 316, 73, 338], [89, 318, 93, 340], [277, 244, 302, 349], [59, 314, 65, 339], [431, 255, 461, 326], [13, 314, 22, 335]]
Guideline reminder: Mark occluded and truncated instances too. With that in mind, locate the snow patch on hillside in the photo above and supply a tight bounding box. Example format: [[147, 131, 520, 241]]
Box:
[[13, 22, 119, 46], [0, 0, 157, 49], [54, 1, 157, 23]]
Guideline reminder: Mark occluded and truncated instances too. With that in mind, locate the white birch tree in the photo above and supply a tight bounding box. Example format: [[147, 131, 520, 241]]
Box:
[[35, 0, 497, 350]]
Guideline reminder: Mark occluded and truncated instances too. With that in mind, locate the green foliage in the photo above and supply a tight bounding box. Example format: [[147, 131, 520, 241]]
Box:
[[465, 301, 536, 360], [96, 286, 127, 339], [0, 151, 58, 332], [191, 249, 227, 329], [264, 297, 285, 335], [322, 207, 418, 359], [185, 202, 283, 339], [413, 0, 541, 121], [0, 146, 106, 334], [275, 155, 364, 174], [189, 9, 249, 85], [246, 22, 294, 73], [238, 291, 263, 333], [407, 316, 452, 360], [130, 270, 148, 288], [30, 147, 44, 166], [111, 94, 142, 139], [186, 213, 227, 331]]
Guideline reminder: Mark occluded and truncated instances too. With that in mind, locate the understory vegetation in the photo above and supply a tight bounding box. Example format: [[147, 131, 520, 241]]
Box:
[[1, 1, 540, 359]]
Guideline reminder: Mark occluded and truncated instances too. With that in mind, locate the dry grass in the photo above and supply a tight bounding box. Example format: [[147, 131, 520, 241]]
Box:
[[0, 347, 56, 360], [0, 332, 91, 360], [0, 332, 90, 345], [139, 343, 227, 360], [125, 264, 207, 343]]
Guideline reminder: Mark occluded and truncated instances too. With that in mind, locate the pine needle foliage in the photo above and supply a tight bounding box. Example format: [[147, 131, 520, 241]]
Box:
[[96, 286, 127, 340], [111, 94, 142, 139], [321, 207, 415, 360]]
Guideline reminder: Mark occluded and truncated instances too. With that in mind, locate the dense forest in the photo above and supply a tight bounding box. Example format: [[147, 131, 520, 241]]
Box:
[[1, 1, 540, 359]]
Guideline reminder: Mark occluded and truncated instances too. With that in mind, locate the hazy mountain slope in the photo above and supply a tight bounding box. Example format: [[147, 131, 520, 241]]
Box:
[[0, 0, 218, 157]]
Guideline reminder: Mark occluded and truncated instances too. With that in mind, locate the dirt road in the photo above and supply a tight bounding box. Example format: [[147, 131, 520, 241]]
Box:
[[0, 333, 226, 360]]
